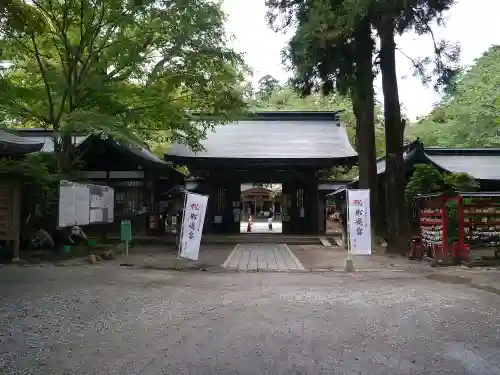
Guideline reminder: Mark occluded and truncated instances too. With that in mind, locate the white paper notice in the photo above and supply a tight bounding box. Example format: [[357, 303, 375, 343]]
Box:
[[58, 185, 75, 228], [74, 186, 90, 226], [90, 209, 103, 223], [347, 189, 372, 255], [179, 193, 208, 261], [103, 189, 114, 222], [90, 194, 103, 208]]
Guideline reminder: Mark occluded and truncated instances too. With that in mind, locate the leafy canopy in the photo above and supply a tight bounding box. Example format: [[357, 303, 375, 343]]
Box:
[[266, 0, 460, 96], [409, 45, 500, 147], [405, 164, 479, 201], [0, 0, 47, 32], [0, 0, 247, 151]]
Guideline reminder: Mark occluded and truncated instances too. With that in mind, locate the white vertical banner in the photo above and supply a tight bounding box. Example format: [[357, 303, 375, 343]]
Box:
[[347, 189, 372, 255], [179, 193, 209, 261]]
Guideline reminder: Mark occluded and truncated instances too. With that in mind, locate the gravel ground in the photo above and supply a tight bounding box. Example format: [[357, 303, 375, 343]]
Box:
[[1, 265, 500, 374]]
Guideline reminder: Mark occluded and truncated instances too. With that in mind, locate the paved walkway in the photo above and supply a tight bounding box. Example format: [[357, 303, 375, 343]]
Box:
[[222, 243, 305, 271]]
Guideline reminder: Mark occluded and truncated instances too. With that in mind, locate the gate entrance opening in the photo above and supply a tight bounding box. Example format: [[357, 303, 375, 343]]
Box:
[[164, 111, 357, 235], [241, 183, 282, 233]]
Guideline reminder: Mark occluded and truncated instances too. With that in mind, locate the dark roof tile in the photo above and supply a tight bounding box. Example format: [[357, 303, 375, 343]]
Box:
[[0, 130, 44, 155], [168, 119, 357, 160], [426, 153, 500, 180]]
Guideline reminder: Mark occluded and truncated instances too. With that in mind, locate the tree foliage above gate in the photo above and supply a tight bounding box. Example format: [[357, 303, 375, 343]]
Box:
[[0, 0, 248, 152]]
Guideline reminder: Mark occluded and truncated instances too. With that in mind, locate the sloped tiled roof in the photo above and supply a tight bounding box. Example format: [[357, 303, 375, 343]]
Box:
[[7, 128, 88, 152], [0, 129, 44, 155], [11, 129, 170, 167], [425, 149, 500, 180], [165, 112, 357, 167], [109, 139, 171, 166]]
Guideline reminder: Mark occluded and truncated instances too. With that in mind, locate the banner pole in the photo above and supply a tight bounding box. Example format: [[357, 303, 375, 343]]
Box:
[[177, 192, 188, 260], [345, 189, 354, 271], [346, 189, 351, 258]]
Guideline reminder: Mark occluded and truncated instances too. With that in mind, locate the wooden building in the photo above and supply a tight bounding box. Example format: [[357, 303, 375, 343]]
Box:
[[330, 140, 500, 195], [164, 111, 357, 235], [328, 140, 500, 233], [15, 129, 185, 236], [0, 130, 44, 260]]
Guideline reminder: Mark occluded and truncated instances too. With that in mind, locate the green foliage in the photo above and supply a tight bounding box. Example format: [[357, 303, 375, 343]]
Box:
[[406, 164, 478, 242], [405, 164, 479, 201], [409, 45, 500, 147], [405, 164, 446, 200], [0, 152, 60, 232], [443, 173, 480, 193], [266, 0, 459, 95], [267, 0, 353, 96], [0, 0, 48, 33], [0, 153, 58, 185], [0, 0, 247, 156], [257, 75, 280, 101], [267, 0, 460, 249], [328, 166, 359, 180]]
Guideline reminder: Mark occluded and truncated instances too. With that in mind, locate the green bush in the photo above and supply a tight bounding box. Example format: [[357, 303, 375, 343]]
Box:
[[0, 153, 61, 237], [405, 164, 479, 201]]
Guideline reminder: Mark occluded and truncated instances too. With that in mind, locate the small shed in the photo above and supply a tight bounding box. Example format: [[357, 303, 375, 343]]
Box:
[[0, 130, 44, 260], [13, 129, 186, 237]]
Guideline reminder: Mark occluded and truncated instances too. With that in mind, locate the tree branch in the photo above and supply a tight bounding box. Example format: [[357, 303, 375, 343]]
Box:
[[395, 47, 426, 77], [30, 33, 55, 122]]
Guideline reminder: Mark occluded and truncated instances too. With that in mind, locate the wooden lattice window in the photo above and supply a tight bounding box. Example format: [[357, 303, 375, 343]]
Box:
[[216, 187, 227, 213]]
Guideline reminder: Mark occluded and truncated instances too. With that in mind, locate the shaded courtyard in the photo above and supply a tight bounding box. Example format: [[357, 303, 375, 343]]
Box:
[[1, 264, 500, 374]]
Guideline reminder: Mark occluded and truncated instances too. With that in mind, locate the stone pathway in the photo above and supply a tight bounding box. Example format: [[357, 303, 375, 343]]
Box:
[[222, 243, 305, 271]]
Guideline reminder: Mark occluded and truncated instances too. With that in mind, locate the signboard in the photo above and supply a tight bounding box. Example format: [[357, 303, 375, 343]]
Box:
[[179, 193, 208, 261], [120, 220, 132, 242], [58, 184, 78, 227], [58, 180, 115, 228], [89, 184, 114, 224], [347, 189, 372, 255]]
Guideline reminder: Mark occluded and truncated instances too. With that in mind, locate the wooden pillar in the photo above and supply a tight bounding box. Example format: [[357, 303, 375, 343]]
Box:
[[207, 178, 223, 234], [317, 191, 325, 234], [282, 180, 294, 234], [4, 182, 21, 262], [287, 171, 318, 235], [226, 180, 241, 234], [12, 183, 20, 261], [308, 177, 319, 234], [208, 172, 241, 234]]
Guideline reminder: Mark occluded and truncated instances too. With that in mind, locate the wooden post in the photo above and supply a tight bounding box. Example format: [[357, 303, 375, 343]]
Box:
[[11, 183, 21, 262], [441, 197, 448, 263], [457, 196, 466, 263]]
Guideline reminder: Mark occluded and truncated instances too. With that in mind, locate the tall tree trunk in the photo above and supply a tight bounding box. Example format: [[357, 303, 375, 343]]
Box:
[[378, 14, 410, 253], [352, 18, 381, 237], [56, 134, 73, 174]]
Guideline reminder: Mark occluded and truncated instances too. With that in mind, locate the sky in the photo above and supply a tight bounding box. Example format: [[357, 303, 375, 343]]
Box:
[[221, 0, 500, 121]]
